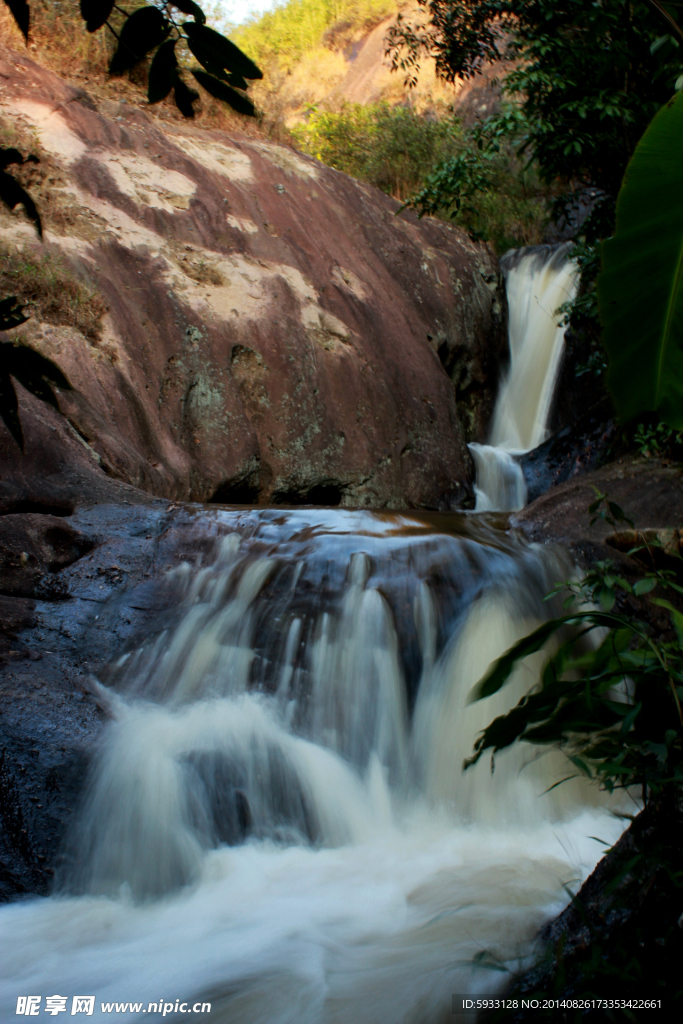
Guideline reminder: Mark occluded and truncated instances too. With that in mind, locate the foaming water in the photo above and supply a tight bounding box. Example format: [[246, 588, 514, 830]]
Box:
[[468, 444, 527, 513], [0, 511, 626, 1022], [470, 244, 580, 511]]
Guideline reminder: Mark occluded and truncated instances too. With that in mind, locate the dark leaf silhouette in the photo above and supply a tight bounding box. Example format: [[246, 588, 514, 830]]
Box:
[[186, 50, 249, 91], [80, 0, 115, 33], [0, 296, 29, 332], [191, 69, 256, 117], [0, 343, 72, 449], [170, 0, 205, 23], [0, 168, 42, 237], [0, 370, 22, 448], [225, 72, 249, 91], [3, 0, 29, 40], [110, 7, 170, 76], [173, 74, 199, 118], [184, 22, 263, 81], [0, 147, 37, 172], [4, 341, 71, 391], [148, 39, 178, 103]]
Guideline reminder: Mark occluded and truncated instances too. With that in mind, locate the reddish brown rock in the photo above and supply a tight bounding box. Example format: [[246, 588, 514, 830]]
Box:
[[511, 457, 683, 565], [0, 46, 506, 510]]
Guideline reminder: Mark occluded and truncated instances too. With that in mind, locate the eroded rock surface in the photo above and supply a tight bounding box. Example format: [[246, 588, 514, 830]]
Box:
[[0, 46, 506, 510], [511, 457, 683, 565]]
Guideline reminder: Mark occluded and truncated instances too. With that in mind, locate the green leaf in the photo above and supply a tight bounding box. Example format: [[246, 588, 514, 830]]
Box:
[[148, 40, 177, 104], [620, 702, 642, 734], [110, 7, 170, 77], [3, 0, 29, 40], [183, 22, 263, 81], [0, 169, 42, 238], [468, 618, 562, 702], [598, 92, 683, 428], [0, 370, 22, 448], [633, 577, 658, 595], [607, 500, 634, 526], [470, 611, 629, 704], [80, 0, 115, 33], [190, 69, 256, 117]]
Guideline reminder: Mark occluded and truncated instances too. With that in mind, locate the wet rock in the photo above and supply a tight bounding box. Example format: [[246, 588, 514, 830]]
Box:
[[511, 457, 683, 567], [501, 800, 683, 1016], [0, 513, 95, 600], [0, 45, 508, 510], [518, 401, 618, 503], [0, 501, 167, 902]]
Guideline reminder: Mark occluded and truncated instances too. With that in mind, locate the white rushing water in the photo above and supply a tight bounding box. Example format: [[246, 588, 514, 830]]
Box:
[[470, 244, 580, 512], [0, 513, 627, 1024]]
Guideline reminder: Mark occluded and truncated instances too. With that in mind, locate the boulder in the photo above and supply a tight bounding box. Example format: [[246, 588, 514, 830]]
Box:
[[0, 46, 506, 510], [511, 456, 683, 566], [518, 398, 618, 504]]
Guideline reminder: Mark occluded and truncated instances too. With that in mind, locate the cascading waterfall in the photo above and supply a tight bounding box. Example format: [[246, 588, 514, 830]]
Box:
[[0, 510, 626, 1024], [470, 244, 580, 512]]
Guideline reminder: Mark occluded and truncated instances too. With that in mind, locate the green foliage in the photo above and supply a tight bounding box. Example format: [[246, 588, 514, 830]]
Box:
[[292, 101, 460, 201], [401, 106, 551, 251], [388, 1, 683, 206], [557, 241, 600, 332], [392, 2, 683, 427], [466, 496, 683, 806], [634, 420, 683, 459], [234, 0, 393, 74], [598, 92, 683, 430]]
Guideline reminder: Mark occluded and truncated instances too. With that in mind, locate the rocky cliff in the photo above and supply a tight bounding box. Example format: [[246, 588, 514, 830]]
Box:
[[0, 46, 506, 512]]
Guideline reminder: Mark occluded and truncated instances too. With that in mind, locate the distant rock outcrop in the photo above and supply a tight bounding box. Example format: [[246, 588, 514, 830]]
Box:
[[246, 3, 502, 126], [0, 46, 506, 511]]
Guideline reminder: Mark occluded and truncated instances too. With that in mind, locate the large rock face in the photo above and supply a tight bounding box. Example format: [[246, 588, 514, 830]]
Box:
[[0, 47, 506, 511]]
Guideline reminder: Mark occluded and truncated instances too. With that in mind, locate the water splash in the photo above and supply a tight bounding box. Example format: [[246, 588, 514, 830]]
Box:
[[0, 512, 627, 1023], [471, 244, 580, 511]]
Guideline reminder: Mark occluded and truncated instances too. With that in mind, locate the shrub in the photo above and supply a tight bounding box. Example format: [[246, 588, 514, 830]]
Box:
[[292, 101, 460, 199]]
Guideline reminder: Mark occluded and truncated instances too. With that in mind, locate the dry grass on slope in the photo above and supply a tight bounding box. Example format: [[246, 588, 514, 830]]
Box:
[[0, 8, 286, 143], [0, 242, 107, 342]]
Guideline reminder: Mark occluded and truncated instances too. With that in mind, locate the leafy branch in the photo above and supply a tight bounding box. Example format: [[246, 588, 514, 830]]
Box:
[[465, 496, 683, 806], [77, 1, 263, 118]]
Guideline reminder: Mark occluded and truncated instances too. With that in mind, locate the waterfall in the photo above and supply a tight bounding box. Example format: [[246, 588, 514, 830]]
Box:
[[471, 244, 580, 512], [0, 511, 625, 1024]]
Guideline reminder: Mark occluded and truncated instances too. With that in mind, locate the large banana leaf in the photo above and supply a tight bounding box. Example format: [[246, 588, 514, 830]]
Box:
[[598, 91, 683, 428]]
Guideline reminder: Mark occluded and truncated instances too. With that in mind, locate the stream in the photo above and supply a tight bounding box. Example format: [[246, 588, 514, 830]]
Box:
[[0, 246, 623, 1024]]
